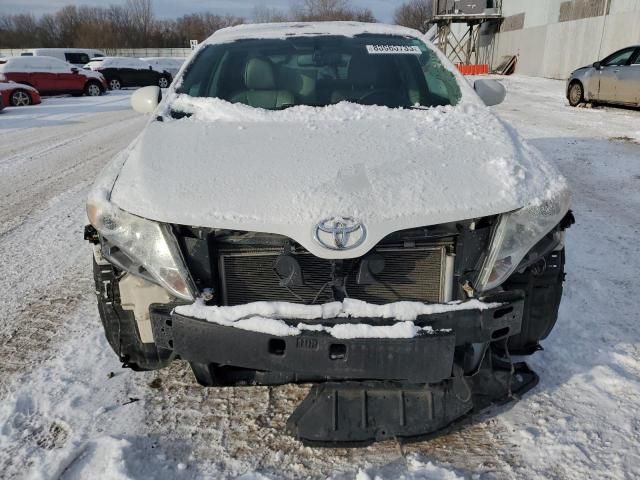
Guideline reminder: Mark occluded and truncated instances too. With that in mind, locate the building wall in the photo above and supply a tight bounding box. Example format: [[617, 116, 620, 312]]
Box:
[[482, 0, 640, 78]]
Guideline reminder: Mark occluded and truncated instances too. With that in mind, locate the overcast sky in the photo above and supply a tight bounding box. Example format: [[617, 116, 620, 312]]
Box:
[[3, 1, 407, 23]]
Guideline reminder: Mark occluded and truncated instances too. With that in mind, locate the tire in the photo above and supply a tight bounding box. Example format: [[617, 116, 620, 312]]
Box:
[[158, 76, 170, 89], [85, 81, 102, 97], [10, 89, 31, 107], [568, 81, 584, 107], [108, 78, 122, 90]]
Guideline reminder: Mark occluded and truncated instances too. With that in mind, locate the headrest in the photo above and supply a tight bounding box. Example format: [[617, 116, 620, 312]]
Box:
[[245, 57, 276, 90]]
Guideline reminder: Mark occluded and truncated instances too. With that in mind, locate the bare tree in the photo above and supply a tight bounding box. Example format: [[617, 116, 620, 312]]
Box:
[[252, 6, 290, 23], [291, 0, 376, 22], [10, 14, 39, 48], [394, 0, 433, 33], [126, 0, 154, 47]]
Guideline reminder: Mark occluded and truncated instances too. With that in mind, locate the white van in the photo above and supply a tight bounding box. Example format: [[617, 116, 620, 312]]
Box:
[[20, 48, 106, 66]]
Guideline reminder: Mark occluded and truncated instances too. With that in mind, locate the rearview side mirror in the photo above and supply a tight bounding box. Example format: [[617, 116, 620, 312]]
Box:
[[593, 61, 602, 70], [131, 85, 161, 114], [71, 67, 79, 74], [473, 79, 506, 107]]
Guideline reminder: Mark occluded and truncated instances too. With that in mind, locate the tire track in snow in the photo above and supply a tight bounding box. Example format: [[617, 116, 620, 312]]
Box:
[[0, 110, 146, 385]]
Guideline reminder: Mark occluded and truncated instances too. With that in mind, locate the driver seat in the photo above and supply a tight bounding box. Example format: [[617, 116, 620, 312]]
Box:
[[331, 54, 381, 104], [230, 57, 294, 109]]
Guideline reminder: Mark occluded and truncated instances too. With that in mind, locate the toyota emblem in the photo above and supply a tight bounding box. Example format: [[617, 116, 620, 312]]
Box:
[[314, 216, 367, 251]]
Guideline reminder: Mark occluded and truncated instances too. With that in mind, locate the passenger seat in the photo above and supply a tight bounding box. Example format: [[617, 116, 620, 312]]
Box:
[[230, 58, 294, 109]]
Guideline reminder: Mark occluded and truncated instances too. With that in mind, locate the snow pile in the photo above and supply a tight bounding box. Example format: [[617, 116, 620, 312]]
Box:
[[207, 22, 428, 46], [170, 93, 457, 124], [355, 454, 464, 480], [59, 437, 133, 480], [174, 298, 499, 339]]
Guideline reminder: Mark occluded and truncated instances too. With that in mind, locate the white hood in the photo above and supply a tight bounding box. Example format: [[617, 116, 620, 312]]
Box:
[[80, 69, 104, 81], [106, 97, 567, 259]]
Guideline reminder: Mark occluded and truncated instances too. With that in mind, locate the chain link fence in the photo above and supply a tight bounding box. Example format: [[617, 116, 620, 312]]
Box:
[[1, 48, 193, 59]]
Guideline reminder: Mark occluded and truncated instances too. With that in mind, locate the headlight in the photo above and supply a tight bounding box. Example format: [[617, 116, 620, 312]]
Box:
[[87, 194, 195, 301], [476, 190, 570, 292]]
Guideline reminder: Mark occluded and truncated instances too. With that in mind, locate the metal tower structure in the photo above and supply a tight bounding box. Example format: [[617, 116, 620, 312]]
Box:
[[430, 0, 503, 65]]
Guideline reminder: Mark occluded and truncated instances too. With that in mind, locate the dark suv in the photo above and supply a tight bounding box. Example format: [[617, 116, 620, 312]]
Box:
[[84, 57, 172, 90]]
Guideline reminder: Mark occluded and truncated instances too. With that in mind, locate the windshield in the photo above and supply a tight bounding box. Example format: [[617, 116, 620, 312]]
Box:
[[176, 34, 462, 110]]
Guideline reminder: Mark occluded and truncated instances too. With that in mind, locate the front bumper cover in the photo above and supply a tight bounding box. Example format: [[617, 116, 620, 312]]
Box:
[[150, 291, 524, 384], [149, 292, 532, 446]]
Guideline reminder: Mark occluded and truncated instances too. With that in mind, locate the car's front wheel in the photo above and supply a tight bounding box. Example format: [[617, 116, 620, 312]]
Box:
[[568, 81, 584, 107], [10, 89, 31, 106], [85, 81, 103, 97], [158, 76, 170, 88], [109, 78, 122, 90]]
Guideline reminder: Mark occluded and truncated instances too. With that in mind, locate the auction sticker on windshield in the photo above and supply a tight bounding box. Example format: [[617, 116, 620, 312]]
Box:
[[366, 45, 422, 55]]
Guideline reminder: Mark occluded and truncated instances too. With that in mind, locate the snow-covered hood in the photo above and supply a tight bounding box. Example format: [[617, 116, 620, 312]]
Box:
[[107, 97, 567, 259], [79, 69, 104, 81]]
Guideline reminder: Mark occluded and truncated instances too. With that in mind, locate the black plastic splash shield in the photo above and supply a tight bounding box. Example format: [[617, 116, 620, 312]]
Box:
[[287, 362, 539, 447]]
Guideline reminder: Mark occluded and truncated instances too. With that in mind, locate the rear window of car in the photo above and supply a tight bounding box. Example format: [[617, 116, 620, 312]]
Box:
[[65, 53, 90, 64], [176, 34, 462, 110]]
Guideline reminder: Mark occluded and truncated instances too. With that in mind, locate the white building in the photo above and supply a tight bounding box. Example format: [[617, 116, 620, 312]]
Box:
[[481, 0, 640, 78]]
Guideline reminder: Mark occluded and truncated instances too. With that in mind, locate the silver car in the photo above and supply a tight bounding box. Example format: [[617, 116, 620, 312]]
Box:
[[567, 45, 640, 107]]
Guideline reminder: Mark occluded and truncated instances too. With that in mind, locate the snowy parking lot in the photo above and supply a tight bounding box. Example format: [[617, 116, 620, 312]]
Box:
[[0, 77, 639, 479]]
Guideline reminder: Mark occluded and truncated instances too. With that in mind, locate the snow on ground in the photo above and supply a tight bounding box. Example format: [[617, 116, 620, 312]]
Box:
[[0, 77, 639, 479]]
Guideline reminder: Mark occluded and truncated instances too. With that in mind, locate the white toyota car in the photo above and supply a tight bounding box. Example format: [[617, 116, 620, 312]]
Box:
[[86, 22, 573, 445]]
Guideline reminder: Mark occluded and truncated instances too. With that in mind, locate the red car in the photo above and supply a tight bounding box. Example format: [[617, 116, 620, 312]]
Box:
[[0, 82, 41, 107], [0, 56, 107, 97]]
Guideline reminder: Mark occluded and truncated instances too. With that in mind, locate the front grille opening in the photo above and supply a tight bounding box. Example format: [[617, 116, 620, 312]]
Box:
[[218, 244, 449, 306], [493, 306, 514, 319], [491, 327, 510, 339], [329, 344, 347, 360], [268, 338, 286, 356]]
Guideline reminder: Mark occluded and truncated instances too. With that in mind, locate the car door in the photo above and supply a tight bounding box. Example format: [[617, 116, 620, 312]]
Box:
[[28, 59, 57, 93], [615, 48, 640, 105], [56, 65, 84, 92], [130, 61, 154, 86], [141, 67, 159, 87], [44, 58, 80, 93], [597, 47, 636, 102], [118, 68, 138, 87]]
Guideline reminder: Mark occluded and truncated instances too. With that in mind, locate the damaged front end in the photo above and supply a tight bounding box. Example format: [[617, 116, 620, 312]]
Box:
[[86, 209, 573, 446]]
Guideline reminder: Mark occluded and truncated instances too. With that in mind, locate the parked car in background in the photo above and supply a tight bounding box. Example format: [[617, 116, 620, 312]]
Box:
[[84, 57, 172, 90], [0, 94, 4, 112], [0, 82, 41, 106], [567, 45, 640, 107], [0, 56, 106, 96], [141, 57, 185, 77], [21, 48, 106, 67]]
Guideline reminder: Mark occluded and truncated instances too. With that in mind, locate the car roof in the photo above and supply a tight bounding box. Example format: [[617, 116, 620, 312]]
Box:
[[205, 21, 425, 46]]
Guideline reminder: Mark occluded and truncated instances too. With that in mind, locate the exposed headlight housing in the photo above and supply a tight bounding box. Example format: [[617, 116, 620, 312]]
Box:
[[476, 190, 571, 292], [87, 194, 196, 301]]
